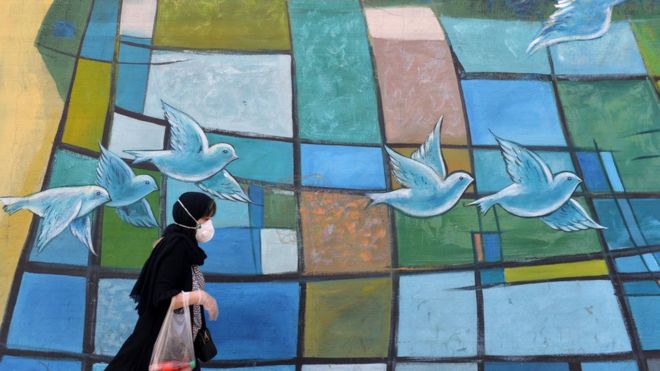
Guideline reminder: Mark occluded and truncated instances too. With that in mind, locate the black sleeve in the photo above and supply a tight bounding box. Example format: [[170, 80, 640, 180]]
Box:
[[151, 238, 190, 309]]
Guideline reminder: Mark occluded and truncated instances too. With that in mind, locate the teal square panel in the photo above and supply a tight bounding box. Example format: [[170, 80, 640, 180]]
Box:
[[551, 22, 647, 76], [441, 17, 550, 74], [289, 0, 381, 144]]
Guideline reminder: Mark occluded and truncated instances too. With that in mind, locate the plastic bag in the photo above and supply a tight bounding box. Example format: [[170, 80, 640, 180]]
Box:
[[149, 293, 196, 371]]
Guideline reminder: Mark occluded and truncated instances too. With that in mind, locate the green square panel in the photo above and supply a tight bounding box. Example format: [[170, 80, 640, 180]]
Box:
[[264, 188, 297, 229], [153, 0, 291, 50], [304, 277, 391, 357], [496, 198, 602, 261], [100, 169, 162, 269], [558, 80, 660, 193], [396, 200, 477, 267], [631, 19, 660, 76]]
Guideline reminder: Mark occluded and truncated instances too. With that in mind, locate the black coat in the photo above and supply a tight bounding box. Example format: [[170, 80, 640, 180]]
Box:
[[106, 225, 206, 371]]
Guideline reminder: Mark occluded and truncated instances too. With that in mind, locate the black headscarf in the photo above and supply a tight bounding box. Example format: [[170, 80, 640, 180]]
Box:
[[130, 192, 216, 315]]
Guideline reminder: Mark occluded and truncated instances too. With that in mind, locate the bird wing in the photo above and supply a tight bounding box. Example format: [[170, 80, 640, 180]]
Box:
[[161, 101, 209, 153], [540, 199, 606, 231], [96, 145, 134, 197], [116, 199, 159, 228], [70, 215, 96, 255], [411, 116, 447, 179], [36, 198, 82, 252], [385, 146, 441, 190], [196, 170, 251, 203], [495, 136, 553, 187]]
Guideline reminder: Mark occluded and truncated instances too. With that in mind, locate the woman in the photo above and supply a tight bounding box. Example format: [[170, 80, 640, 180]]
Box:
[[107, 192, 219, 371]]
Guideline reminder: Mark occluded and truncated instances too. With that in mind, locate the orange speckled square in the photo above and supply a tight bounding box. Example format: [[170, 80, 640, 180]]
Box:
[[300, 191, 392, 274], [389, 147, 473, 192]]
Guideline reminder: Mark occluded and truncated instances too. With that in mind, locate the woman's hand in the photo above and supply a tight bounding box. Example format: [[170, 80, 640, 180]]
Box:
[[195, 290, 219, 320], [172, 291, 219, 320]]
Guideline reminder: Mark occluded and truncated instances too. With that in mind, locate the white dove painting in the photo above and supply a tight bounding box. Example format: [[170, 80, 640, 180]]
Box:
[[0, 186, 111, 254], [469, 135, 605, 232], [96, 145, 159, 227], [527, 0, 627, 54], [125, 101, 251, 203], [367, 117, 474, 217]]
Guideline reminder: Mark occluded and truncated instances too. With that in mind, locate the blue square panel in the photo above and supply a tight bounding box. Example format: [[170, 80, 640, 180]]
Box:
[[441, 17, 550, 74], [462, 80, 565, 146], [166, 178, 250, 228], [29, 220, 90, 266], [482, 233, 502, 262], [630, 198, 660, 246], [627, 290, 660, 350], [551, 22, 647, 76], [205, 281, 300, 360], [396, 364, 477, 371], [116, 36, 151, 113], [599, 152, 625, 192], [7, 273, 86, 352], [593, 199, 634, 250], [623, 281, 660, 296], [0, 356, 81, 371], [582, 361, 638, 371], [202, 228, 260, 275], [484, 280, 631, 355], [473, 149, 576, 193], [300, 144, 386, 190], [398, 271, 477, 357], [576, 152, 609, 192], [208, 134, 294, 185], [485, 363, 568, 371], [95, 278, 138, 355], [481, 268, 504, 286], [80, 0, 120, 61], [94, 364, 108, 371], [617, 199, 647, 247], [616, 255, 648, 273], [248, 185, 265, 228]]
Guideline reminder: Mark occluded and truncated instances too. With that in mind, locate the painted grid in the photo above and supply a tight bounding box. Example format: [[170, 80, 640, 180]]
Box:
[[1, 1, 659, 371]]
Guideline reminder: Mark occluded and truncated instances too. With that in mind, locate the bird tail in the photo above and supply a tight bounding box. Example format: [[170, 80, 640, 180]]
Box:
[[0, 197, 27, 215], [467, 196, 496, 215], [124, 150, 153, 165], [365, 192, 388, 208]]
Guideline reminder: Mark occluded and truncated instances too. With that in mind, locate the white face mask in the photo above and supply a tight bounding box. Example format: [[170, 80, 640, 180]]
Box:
[[196, 219, 215, 243], [175, 199, 215, 243]]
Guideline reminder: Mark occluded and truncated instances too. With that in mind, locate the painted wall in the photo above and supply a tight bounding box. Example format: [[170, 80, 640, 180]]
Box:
[[0, 0, 659, 370]]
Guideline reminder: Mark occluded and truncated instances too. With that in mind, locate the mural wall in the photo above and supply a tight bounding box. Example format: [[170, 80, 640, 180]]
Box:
[[0, 0, 659, 370]]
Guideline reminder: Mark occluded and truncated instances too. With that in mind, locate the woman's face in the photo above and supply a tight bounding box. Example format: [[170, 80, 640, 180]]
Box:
[[196, 215, 212, 225]]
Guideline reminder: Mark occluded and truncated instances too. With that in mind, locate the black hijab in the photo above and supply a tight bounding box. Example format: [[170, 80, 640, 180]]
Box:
[[130, 192, 215, 315]]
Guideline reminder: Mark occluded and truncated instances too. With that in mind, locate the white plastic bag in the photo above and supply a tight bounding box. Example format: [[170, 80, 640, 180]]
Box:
[[149, 293, 196, 371]]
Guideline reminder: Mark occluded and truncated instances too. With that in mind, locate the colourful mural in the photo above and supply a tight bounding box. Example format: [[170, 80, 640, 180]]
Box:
[[0, 0, 659, 370]]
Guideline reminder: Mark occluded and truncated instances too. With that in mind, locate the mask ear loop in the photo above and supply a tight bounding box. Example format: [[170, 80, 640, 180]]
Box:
[[174, 199, 202, 230]]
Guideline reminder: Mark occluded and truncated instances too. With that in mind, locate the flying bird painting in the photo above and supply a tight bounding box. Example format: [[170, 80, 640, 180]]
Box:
[[0, 186, 111, 254], [527, 0, 627, 54], [125, 101, 251, 202], [96, 145, 159, 228], [367, 117, 474, 217], [469, 135, 605, 231]]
